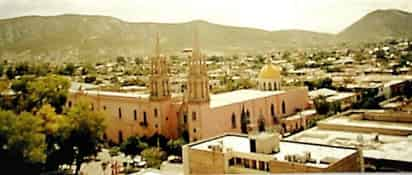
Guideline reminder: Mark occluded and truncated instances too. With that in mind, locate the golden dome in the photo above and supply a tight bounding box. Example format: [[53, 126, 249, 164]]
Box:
[[258, 64, 281, 79]]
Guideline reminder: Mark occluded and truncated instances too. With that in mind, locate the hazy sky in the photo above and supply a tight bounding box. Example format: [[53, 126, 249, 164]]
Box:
[[0, 0, 411, 33]]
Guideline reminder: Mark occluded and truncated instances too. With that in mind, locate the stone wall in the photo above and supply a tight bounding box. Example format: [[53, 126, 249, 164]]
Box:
[[185, 148, 225, 174]]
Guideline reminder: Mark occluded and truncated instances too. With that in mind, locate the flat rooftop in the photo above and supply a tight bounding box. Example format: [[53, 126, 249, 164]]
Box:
[[70, 90, 150, 99], [319, 112, 412, 133], [210, 89, 284, 108], [287, 127, 412, 163], [309, 88, 337, 98], [284, 109, 317, 121], [189, 133, 357, 168]]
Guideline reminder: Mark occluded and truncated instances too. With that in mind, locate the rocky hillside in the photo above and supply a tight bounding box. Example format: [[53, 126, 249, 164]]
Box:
[[337, 9, 412, 42]]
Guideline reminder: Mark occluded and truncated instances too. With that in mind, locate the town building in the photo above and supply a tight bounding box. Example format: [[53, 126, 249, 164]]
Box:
[[68, 30, 310, 143], [309, 88, 360, 111], [287, 110, 412, 171], [182, 132, 364, 174]]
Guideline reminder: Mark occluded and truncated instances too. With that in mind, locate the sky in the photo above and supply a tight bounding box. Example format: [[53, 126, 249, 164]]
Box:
[[0, 0, 411, 34]]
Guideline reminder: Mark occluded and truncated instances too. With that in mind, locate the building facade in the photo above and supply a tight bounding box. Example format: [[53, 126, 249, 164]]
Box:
[[183, 133, 364, 174], [68, 31, 311, 143]]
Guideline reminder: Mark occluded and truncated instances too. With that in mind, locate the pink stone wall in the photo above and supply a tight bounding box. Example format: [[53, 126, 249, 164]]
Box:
[[68, 92, 179, 143], [189, 88, 310, 141]]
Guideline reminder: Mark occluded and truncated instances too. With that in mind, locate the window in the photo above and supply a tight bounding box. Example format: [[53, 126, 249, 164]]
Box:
[[193, 128, 197, 133], [192, 111, 197, 121], [118, 130, 123, 143], [271, 104, 275, 117], [91, 104, 94, 111], [68, 101, 72, 107], [103, 106, 107, 110], [229, 158, 235, 166], [183, 114, 188, 124], [231, 113, 236, 128], [282, 101, 286, 114], [155, 124, 158, 128], [118, 108, 122, 119], [133, 110, 137, 121], [154, 108, 158, 117], [143, 111, 147, 124]]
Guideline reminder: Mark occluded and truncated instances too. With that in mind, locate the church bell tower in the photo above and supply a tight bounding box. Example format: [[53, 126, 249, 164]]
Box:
[[149, 33, 171, 100], [187, 29, 210, 103]]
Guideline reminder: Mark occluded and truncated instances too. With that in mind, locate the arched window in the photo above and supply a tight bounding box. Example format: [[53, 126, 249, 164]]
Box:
[[263, 82, 266, 90], [282, 101, 286, 114], [231, 113, 236, 129], [118, 130, 123, 143], [103, 133, 108, 141], [271, 104, 275, 117], [268, 83, 272, 91], [133, 110, 137, 121], [274, 82, 277, 90], [258, 118, 265, 132], [118, 107, 122, 119], [154, 108, 158, 117], [143, 111, 147, 125], [282, 123, 287, 133], [163, 80, 167, 95]]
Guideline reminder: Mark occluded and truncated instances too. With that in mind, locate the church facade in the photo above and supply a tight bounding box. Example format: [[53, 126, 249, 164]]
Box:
[[68, 31, 310, 143]]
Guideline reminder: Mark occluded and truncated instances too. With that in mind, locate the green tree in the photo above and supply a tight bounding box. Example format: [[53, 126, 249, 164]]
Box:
[[167, 138, 186, 156], [313, 96, 330, 115], [27, 75, 70, 113], [120, 136, 149, 156], [15, 62, 29, 76], [0, 64, 4, 77], [6, 66, 15, 80], [36, 104, 68, 171], [0, 110, 46, 174], [141, 147, 167, 169], [59, 63, 76, 76], [116, 56, 126, 65], [62, 99, 106, 175]]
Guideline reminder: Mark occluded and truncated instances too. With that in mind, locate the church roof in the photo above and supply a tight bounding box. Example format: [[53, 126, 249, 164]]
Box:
[[258, 64, 281, 80], [210, 89, 284, 108]]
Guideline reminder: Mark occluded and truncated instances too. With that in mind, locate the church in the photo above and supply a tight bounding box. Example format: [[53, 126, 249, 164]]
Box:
[[68, 31, 310, 143]]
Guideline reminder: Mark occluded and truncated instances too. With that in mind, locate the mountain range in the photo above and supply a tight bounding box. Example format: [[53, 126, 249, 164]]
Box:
[[0, 9, 411, 61]]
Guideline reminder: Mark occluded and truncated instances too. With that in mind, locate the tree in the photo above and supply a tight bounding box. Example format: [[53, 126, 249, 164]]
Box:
[[27, 75, 70, 113], [141, 147, 167, 169], [313, 96, 331, 115], [0, 64, 4, 77], [318, 77, 333, 89], [116, 56, 126, 65], [15, 62, 29, 76], [352, 88, 384, 109], [36, 104, 68, 171], [61, 99, 106, 175], [167, 138, 186, 156], [6, 66, 15, 80], [0, 110, 46, 174], [59, 63, 76, 76], [120, 136, 149, 156], [142, 133, 168, 148]]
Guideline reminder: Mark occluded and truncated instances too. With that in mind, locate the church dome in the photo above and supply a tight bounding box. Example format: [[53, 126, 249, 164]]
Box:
[[258, 64, 281, 80]]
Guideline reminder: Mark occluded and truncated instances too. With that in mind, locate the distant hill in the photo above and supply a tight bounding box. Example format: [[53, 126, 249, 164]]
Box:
[[0, 15, 333, 61], [0, 9, 412, 62], [337, 9, 412, 42]]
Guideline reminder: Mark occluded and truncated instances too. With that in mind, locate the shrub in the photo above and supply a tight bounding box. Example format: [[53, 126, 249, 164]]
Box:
[[141, 147, 167, 169]]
